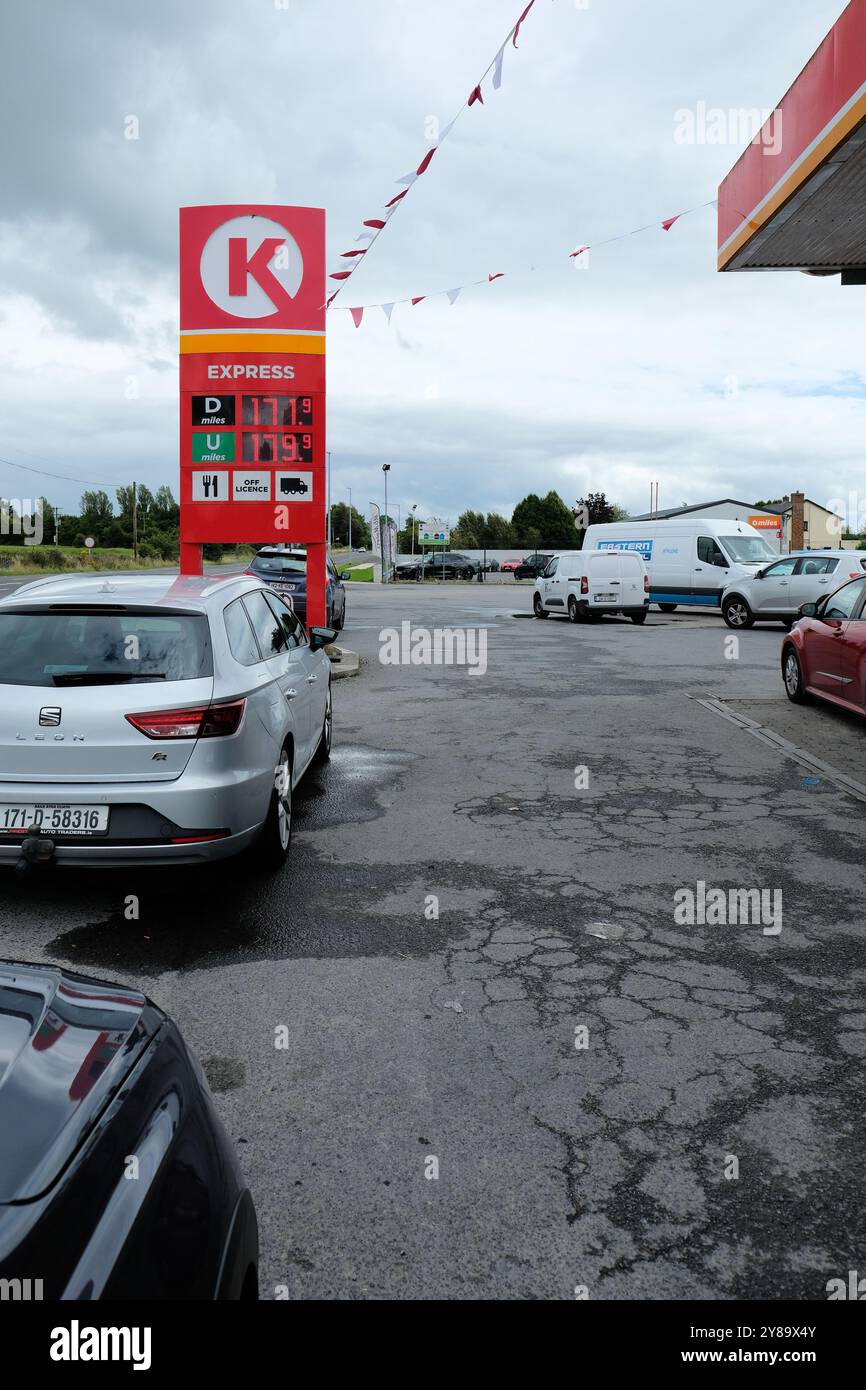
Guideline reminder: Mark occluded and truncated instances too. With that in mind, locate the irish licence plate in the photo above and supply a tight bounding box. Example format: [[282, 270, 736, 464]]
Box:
[[594, 593, 616, 603], [0, 804, 110, 836]]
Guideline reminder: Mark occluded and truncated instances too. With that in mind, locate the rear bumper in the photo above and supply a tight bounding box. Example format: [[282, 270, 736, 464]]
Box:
[[0, 824, 262, 867], [0, 758, 276, 867]]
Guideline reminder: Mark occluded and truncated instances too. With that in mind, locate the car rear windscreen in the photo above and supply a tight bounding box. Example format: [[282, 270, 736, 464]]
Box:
[[0, 610, 213, 686], [253, 554, 307, 575]]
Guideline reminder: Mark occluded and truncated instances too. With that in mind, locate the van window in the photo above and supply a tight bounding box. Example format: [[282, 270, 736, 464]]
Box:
[[543, 558, 559, 578], [697, 536, 729, 568], [718, 534, 776, 564]]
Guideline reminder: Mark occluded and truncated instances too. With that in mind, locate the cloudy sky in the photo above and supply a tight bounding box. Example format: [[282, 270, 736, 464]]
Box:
[[0, 0, 860, 528]]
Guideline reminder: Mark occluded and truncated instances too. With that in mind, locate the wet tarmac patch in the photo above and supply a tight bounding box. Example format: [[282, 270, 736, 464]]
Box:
[[202, 1056, 246, 1092]]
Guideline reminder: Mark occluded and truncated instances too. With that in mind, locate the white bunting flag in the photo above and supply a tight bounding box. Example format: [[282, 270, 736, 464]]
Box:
[[446, 288, 462, 305], [493, 43, 506, 90], [382, 303, 396, 323]]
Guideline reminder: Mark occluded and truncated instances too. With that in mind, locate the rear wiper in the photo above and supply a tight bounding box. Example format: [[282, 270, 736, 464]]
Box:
[[51, 672, 167, 686]]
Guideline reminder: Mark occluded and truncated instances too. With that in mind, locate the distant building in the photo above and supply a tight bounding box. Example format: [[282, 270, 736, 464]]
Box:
[[629, 496, 844, 552]]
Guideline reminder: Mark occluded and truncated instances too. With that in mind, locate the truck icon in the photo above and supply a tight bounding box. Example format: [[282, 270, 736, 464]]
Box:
[[280, 476, 309, 496]]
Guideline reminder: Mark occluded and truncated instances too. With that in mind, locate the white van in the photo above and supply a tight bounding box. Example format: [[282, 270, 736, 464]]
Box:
[[533, 550, 650, 624], [582, 518, 777, 612]]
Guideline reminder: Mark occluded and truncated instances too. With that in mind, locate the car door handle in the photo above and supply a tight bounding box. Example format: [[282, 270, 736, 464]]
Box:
[[307, 674, 318, 683], [284, 688, 298, 700]]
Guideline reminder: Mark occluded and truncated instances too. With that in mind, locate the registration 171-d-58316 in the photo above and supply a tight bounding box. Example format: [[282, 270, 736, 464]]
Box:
[[0, 805, 109, 835]]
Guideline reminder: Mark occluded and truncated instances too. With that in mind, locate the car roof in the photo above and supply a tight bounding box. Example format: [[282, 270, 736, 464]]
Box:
[[0, 571, 265, 612]]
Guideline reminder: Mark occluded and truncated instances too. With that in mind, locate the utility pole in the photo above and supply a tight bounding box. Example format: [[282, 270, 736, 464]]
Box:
[[348, 486, 352, 552], [132, 481, 138, 561]]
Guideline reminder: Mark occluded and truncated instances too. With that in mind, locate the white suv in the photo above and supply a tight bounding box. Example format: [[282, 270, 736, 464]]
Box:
[[721, 550, 866, 629]]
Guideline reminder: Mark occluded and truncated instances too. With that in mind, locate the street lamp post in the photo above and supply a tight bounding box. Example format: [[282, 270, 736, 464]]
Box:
[[382, 464, 391, 582], [348, 486, 352, 552]]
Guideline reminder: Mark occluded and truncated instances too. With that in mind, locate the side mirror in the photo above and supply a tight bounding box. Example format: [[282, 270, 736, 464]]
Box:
[[309, 626, 337, 651], [799, 602, 817, 618], [340, 570, 352, 581]]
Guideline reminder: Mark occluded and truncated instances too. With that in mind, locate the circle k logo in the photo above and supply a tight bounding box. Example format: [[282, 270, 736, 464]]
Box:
[[179, 205, 325, 333], [200, 215, 304, 318]]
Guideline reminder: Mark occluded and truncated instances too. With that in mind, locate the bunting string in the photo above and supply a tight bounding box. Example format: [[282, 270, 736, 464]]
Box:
[[332, 199, 719, 327], [326, 0, 542, 308]]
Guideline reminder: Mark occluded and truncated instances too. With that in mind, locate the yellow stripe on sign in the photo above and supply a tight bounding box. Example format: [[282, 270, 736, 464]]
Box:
[[179, 333, 326, 355]]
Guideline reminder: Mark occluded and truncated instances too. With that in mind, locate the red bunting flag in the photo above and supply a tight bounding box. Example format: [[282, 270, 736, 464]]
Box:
[[350, 308, 364, 328], [569, 245, 590, 258], [363, 219, 386, 229], [513, 0, 535, 48], [411, 297, 426, 306], [488, 272, 504, 281], [468, 85, 484, 107], [385, 189, 409, 209], [326, 291, 339, 308], [661, 215, 682, 232], [341, 249, 367, 258], [329, 270, 353, 280], [416, 147, 437, 176]]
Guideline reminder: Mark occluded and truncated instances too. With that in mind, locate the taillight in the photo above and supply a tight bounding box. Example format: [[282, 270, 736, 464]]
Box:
[[580, 577, 589, 595], [850, 572, 861, 579], [644, 575, 649, 592], [126, 700, 245, 739]]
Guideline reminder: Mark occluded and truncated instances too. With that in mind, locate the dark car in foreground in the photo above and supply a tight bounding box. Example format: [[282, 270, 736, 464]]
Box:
[[513, 553, 554, 581], [245, 546, 346, 630], [395, 552, 476, 580], [782, 573, 866, 714], [0, 960, 258, 1299]]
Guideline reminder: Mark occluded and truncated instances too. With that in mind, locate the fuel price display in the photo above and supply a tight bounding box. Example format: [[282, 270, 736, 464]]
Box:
[[241, 394, 314, 427], [241, 431, 314, 464]]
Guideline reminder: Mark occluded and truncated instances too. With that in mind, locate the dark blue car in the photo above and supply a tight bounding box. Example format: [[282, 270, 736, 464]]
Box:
[[245, 547, 346, 631]]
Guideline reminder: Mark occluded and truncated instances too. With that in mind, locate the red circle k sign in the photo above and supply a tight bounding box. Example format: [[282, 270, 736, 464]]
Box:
[[179, 205, 325, 334]]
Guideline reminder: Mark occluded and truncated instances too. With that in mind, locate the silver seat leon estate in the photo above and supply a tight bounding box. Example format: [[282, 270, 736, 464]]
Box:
[[0, 573, 334, 869]]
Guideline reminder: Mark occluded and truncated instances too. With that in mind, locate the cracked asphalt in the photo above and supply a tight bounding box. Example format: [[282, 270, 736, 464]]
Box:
[[1, 581, 864, 1300]]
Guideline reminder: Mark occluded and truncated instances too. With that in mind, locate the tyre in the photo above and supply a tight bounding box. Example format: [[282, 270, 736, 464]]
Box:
[[631, 610, 648, 625], [567, 595, 580, 624], [722, 595, 754, 630], [533, 594, 549, 619], [783, 646, 810, 704], [255, 744, 293, 870], [313, 682, 332, 764], [658, 603, 677, 613]]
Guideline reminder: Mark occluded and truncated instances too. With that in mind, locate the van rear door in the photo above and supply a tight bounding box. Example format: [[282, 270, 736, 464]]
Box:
[[619, 552, 645, 608], [585, 552, 625, 608]]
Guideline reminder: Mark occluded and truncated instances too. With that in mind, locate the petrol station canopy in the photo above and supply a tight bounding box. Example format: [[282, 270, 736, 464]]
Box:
[[718, 0, 866, 279]]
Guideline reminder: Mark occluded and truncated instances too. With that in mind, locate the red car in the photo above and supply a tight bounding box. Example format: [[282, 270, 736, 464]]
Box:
[[500, 558, 522, 572], [782, 574, 866, 713]]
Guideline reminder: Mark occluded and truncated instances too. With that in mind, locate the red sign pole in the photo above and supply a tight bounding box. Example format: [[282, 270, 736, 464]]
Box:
[[178, 206, 327, 626]]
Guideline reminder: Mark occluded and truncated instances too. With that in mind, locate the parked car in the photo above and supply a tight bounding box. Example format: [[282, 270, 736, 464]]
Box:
[[533, 550, 650, 624], [395, 552, 476, 580], [782, 574, 866, 712], [245, 546, 346, 631], [721, 550, 866, 629], [500, 558, 522, 572], [477, 558, 500, 573], [583, 518, 777, 611], [0, 959, 259, 1299], [0, 573, 334, 869], [513, 553, 554, 581]]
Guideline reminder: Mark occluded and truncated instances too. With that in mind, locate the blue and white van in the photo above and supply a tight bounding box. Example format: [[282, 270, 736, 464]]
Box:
[[582, 518, 777, 612]]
